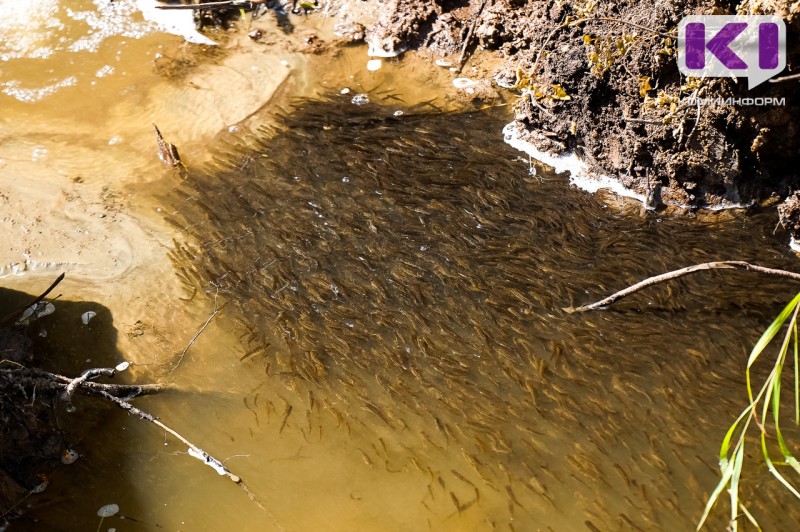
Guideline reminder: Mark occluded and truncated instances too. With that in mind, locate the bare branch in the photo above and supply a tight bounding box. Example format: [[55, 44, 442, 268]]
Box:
[[4, 367, 171, 397], [769, 72, 800, 83], [3, 365, 275, 519], [169, 287, 221, 377], [565, 261, 800, 313], [456, 0, 490, 73], [0, 273, 65, 327], [94, 389, 273, 518], [62, 367, 116, 407]]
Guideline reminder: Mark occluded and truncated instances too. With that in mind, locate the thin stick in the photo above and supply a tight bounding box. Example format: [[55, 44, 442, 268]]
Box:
[[5, 367, 171, 397], [0, 273, 65, 327], [769, 72, 800, 83], [62, 368, 116, 406], [97, 390, 240, 479], [587, 16, 675, 38], [169, 288, 220, 377], [156, 0, 251, 10], [622, 115, 663, 124], [456, 0, 490, 73], [565, 261, 800, 313], [2, 367, 280, 523], [95, 389, 275, 521]]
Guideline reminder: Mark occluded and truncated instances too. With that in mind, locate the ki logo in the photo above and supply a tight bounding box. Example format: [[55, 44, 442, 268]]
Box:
[[678, 15, 786, 89]]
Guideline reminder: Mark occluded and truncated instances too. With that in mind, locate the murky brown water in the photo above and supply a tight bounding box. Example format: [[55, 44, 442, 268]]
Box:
[[4, 2, 800, 532], [139, 97, 800, 531]]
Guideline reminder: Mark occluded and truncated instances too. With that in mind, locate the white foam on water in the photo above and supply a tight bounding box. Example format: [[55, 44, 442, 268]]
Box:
[[502, 122, 754, 211], [136, 0, 216, 45], [501, 122, 647, 204], [0, 0, 63, 61]]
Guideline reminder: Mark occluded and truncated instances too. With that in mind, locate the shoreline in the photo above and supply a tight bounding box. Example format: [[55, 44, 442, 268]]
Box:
[[502, 121, 756, 213]]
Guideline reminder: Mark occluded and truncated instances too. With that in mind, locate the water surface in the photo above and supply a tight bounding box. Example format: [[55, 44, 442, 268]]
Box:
[[150, 97, 800, 530], [4, 2, 800, 530]]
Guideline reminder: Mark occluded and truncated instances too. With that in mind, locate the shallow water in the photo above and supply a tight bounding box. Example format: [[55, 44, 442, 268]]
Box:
[[140, 98, 800, 530], [4, 2, 800, 531]]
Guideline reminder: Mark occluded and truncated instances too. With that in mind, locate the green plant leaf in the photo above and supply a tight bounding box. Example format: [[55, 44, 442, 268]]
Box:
[[729, 444, 745, 531], [699, 292, 800, 529], [794, 319, 798, 425], [747, 292, 800, 369], [762, 432, 800, 500], [696, 451, 737, 530]]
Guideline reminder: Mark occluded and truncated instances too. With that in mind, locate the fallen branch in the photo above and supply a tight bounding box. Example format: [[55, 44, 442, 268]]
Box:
[[61, 367, 117, 407], [94, 389, 273, 518], [456, 0, 490, 73], [5, 364, 275, 519], [96, 390, 240, 480], [4, 367, 172, 398], [565, 261, 800, 313]]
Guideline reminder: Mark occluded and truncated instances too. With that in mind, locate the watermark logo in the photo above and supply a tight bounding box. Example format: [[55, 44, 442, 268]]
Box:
[[678, 15, 786, 89]]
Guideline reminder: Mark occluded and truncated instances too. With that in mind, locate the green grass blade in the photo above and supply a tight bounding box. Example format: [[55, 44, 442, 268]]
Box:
[[729, 444, 745, 532], [762, 432, 800, 500], [748, 292, 800, 369], [770, 372, 800, 474], [737, 503, 761, 531], [699, 293, 800, 530], [718, 406, 754, 464], [773, 360, 794, 460], [697, 453, 738, 531], [794, 318, 799, 426]]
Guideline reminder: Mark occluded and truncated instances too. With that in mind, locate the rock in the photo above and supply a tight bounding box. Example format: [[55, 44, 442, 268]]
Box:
[[779, 191, 800, 241], [333, 19, 366, 43]]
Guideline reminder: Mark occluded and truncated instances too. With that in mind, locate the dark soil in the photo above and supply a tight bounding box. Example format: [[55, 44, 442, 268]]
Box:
[[318, 0, 800, 235], [0, 325, 66, 525], [0, 290, 121, 526]]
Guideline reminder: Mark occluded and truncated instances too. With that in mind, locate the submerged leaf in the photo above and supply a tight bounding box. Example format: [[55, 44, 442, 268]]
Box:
[[97, 504, 119, 517]]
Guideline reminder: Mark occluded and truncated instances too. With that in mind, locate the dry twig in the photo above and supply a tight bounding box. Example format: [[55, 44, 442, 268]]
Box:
[[92, 390, 274, 519], [4, 367, 171, 398], [769, 72, 800, 83], [0, 273, 65, 327], [456, 0, 490, 73], [3, 365, 275, 520], [565, 261, 800, 313], [168, 287, 221, 377], [61, 367, 117, 407]]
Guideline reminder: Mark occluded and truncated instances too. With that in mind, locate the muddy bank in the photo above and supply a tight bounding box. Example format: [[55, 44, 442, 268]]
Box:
[[311, 0, 800, 231]]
